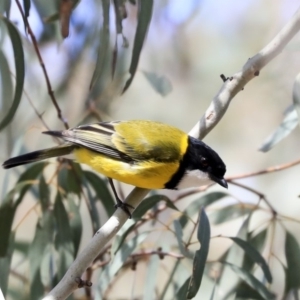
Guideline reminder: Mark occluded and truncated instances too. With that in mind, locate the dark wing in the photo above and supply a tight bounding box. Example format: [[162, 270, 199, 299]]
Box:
[[43, 121, 134, 163]]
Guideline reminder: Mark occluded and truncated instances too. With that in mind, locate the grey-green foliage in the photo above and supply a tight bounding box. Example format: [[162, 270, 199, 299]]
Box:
[[1, 1, 300, 300]]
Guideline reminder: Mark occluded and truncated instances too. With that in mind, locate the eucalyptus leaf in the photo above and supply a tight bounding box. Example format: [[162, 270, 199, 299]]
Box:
[[109, 231, 149, 277], [241, 229, 267, 274], [218, 215, 251, 298], [53, 193, 74, 278], [284, 231, 300, 293], [221, 262, 275, 299], [111, 219, 136, 255], [0, 18, 25, 131], [259, 107, 298, 152], [84, 170, 115, 217], [179, 192, 228, 229], [174, 219, 193, 259], [58, 161, 83, 196], [142, 71, 173, 97], [122, 0, 154, 93], [67, 195, 82, 257], [143, 255, 160, 300], [210, 204, 253, 225], [23, 0, 31, 18], [293, 73, 300, 124], [187, 208, 211, 299], [0, 232, 15, 297], [0, 178, 42, 257], [176, 276, 190, 300], [160, 260, 180, 300], [235, 281, 265, 300], [0, 0, 11, 16], [229, 237, 272, 283], [0, 49, 13, 114], [29, 212, 54, 299], [89, 0, 110, 90], [133, 194, 178, 219], [39, 175, 50, 213]]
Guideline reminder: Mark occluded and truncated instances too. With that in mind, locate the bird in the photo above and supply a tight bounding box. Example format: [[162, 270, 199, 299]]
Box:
[[2, 120, 227, 217]]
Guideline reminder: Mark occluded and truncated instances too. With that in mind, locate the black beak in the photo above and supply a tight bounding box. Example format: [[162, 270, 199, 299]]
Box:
[[211, 176, 228, 189]]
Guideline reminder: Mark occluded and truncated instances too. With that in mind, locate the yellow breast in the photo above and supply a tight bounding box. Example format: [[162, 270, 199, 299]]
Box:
[[74, 148, 180, 189]]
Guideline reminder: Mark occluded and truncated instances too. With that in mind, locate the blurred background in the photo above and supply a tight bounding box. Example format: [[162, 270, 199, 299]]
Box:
[[1, 0, 300, 299]]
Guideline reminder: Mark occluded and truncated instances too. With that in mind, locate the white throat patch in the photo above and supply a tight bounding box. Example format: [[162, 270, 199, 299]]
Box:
[[176, 169, 213, 189]]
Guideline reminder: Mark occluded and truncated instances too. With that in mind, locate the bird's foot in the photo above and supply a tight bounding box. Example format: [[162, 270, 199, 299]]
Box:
[[114, 199, 135, 218]]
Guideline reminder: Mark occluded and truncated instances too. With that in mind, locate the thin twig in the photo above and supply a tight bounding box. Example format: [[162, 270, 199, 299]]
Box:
[[229, 181, 277, 215], [227, 158, 300, 180], [131, 249, 184, 260], [14, 0, 69, 129]]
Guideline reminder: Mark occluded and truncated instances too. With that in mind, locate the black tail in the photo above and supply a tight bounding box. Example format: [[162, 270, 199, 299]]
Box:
[[2, 144, 75, 169]]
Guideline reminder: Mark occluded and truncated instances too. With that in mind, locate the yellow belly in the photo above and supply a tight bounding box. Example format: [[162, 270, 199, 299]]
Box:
[[74, 148, 180, 189]]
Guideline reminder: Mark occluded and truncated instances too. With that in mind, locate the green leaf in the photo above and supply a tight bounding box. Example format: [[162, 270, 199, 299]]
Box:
[[160, 259, 180, 300], [285, 231, 300, 293], [0, 18, 25, 131], [179, 192, 228, 229], [0, 49, 13, 114], [0, 200, 17, 257], [133, 194, 178, 219], [173, 220, 193, 258], [40, 243, 55, 288], [89, 0, 110, 90], [0, 178, 39, 257], [218, 215, 251, 298], [0, 0, 11, 17], [293, 73, 300, 125], [259, 107, 298, 152], [84, 170, 115, 217], [221, 262, 275, 299], [241, 229, 267, 274], [122, 0, 154, 93], [235, 281, 265, 300], [108, 231, 148, 278], [187, 208, 211, 299], [67, 195, 82, 257], [14, 240, 30, 256], [53, 193, 74, 278], [39, 175, 50, 213], [58, 162, 83, 196], [23, 0, 31, 18], [210, 204, 253, 224], [111, 219, 136, 255], [29, 212, 54, 299], [142, 71, 173, 97], [16, 162, 48, 204], [0, 232, 15, 297], [229, 237, 272, 283], [143, 255, 160, 300], [84, 180, 100, 231], [176, 276, 190, 300]]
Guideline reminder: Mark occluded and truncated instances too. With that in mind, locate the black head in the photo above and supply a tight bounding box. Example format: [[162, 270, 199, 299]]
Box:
[[186, 136, 227, 188]]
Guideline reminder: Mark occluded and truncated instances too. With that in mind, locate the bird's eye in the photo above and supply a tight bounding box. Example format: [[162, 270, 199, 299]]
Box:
[[201, 157, 208, 167]]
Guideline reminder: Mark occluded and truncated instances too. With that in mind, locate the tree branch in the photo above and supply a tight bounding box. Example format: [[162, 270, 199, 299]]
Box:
[[43, 5, 300, 300], [189, 7, 300, 140]]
